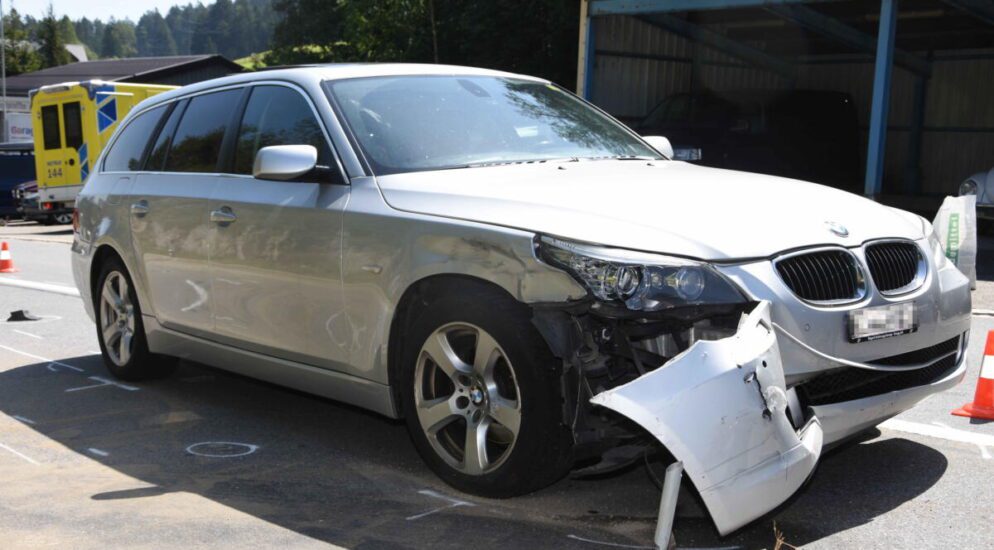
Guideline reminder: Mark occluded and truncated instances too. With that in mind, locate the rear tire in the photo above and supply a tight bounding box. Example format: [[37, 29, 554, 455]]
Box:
[[399, 282, 572, 498], [94, 257, 176, 381]]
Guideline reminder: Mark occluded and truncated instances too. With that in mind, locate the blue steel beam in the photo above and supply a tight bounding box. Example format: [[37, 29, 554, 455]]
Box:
[[865, 0, 899, 198], [590, 0, 846, 16], [584, 17, 596, 99], [766, 4, 930, 76], [937, 0, 994, 26], [640, 14, 796, 78]]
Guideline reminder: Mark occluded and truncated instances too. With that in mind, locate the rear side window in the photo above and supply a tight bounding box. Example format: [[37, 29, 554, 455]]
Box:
[[63, 102, 83, 149], [146, 101, 186, 171], [41, 105, 61, 150], [233, 85, 331, 174], [103, 105, 168, 172], [164, 89, 242, 173]]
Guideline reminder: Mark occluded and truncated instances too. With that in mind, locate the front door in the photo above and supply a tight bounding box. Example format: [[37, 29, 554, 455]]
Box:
[[207, 84, 349, 364]]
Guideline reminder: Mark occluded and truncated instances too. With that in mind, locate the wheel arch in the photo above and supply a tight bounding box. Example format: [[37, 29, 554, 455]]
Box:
[[89, 242, 149, 316], [386, 274, 524, 416]]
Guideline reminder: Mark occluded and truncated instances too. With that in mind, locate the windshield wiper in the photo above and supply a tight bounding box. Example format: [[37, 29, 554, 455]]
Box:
[[603, 155, 658, 161], [464, 157, 580, 168]]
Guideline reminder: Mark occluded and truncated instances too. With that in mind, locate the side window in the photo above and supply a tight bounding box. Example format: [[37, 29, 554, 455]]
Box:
[[233, 85, 331, 175], [63, 102, 83, 149], [146, 101, 186, 171], [41, 105, 61, 150], [102, 105, 168, 172], [164, 89, 243, 173]]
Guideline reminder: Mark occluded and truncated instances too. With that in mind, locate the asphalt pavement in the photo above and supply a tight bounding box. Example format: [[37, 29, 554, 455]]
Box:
[[0, 230, 992, 549]]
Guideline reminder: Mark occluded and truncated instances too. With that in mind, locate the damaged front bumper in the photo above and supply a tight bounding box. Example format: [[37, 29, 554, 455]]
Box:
[[591, 301, 823, 535]]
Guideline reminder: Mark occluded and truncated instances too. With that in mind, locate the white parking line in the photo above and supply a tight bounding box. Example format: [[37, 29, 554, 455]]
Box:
[[565, 535, 654, 549], [0, 442, 40, 465], [405, 489, 474, 520], [979, 446, 992, 460], [65, 376, 139, 393], [0, 278, 80, 297], [880, 418, 994, 448], [47, 362, 84, 373], [12, 329, 42, 340], [0, 343, 83, 372], [87, 448, 109, 457], [12, 415, 35, 425]]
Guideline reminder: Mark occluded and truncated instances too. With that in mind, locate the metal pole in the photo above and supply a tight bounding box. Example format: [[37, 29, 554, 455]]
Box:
[[654, 460, 683, 550], [864, 0, 898, 198], [1, 0, 7, 142], [576, 0, 590, 97]]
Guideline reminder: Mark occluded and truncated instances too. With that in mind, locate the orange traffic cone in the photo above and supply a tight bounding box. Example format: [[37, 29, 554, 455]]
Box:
[[952, 331, 994, 421], [0, 241, 17, 273]]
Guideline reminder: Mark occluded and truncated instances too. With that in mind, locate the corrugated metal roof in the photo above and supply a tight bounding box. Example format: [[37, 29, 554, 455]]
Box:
[[2, 55, 242, 96]]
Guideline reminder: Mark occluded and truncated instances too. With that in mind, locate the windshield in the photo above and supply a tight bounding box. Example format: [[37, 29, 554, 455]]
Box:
[[325, 75, 661, 175]]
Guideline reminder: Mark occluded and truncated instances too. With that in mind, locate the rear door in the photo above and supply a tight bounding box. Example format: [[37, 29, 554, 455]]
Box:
[[37, 100, 68, 187], [127, 88, 246, 336], [206, 83, 349, 365]]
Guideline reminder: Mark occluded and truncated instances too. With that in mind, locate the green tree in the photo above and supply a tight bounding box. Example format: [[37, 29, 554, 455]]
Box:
[[136, 11, 177, 56], [267, 0, 578, 86], [2, 8, 42, 75], [38, 5, 72, 68], [101, 20, 137, 58], [58, 15, 80, 43]]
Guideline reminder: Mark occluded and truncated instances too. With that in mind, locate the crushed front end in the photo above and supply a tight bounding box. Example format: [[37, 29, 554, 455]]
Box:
[[531, 231, 971, 536]]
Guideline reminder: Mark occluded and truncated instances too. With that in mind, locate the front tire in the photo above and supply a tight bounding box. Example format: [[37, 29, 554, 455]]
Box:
[[399, 284, 572, 498], [95, 258, 176, 381]]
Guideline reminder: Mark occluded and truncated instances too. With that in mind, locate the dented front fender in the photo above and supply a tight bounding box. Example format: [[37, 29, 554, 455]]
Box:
[[590, 301, 823, 535]]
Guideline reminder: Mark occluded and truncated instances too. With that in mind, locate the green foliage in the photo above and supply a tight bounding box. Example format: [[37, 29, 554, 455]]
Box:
[[268, 0, 579, 86], [38, 6, 72, 68], [102, 21, 138, 58], [136, 11, 177, 57], [58, 16, 80, 44], [2, 8, 42, 75], [18, 0, 278, 66]]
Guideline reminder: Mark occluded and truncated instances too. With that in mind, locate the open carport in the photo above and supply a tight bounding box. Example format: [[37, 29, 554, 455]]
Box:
[[577, 0, 994, 210]]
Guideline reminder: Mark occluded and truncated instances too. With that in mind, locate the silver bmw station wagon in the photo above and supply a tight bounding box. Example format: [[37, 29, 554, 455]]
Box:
[[72, 64, 972, 535]]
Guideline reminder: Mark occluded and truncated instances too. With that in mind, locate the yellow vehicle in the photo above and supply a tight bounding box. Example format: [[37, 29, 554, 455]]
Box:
[[30, 80, 177, 214]]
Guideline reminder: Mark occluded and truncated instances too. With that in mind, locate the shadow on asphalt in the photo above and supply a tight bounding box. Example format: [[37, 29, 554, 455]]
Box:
[[0, 354, 949, 549]]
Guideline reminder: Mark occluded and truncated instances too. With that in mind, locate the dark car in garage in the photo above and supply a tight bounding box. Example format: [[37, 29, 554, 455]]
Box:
[[636, 89, 861, 193]]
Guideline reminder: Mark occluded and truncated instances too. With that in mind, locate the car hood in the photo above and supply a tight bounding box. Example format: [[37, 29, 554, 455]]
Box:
[[375, 161, 924, 260]]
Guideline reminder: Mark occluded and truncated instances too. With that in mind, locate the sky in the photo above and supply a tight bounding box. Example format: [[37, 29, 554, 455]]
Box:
[[6, 0, 199, 22]]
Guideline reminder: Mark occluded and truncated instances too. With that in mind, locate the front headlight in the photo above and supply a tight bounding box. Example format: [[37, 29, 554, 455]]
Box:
[[959, 179, 977, 196], [536, 235, 746, 312]]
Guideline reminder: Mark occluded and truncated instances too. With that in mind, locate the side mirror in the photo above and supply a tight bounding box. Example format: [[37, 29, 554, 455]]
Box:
[[253, 145, 318, 181], [643, 135, 674, 159]]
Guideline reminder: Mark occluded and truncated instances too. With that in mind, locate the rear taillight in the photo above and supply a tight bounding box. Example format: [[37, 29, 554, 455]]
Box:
[[42, 202, 54, 211], [72, 209, 80, 234]]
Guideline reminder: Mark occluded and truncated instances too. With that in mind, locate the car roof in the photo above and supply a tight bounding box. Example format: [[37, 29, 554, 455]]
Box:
[[138, 63, 548, 110]]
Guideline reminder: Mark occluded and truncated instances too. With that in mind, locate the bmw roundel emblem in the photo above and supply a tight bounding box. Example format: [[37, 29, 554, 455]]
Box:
[[825, 221, 849, 237]]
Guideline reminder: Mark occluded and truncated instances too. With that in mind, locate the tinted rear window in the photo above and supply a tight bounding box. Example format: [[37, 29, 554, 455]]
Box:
[[164, 89, 243, 173], [63, 102, 83, 149], [103, 105, 167, 172], [146, 101, 186, 171], [41, 105, 61, 150]]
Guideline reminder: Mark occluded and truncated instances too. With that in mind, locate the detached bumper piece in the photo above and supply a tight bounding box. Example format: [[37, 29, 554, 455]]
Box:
[[591, 301, 823, 535]]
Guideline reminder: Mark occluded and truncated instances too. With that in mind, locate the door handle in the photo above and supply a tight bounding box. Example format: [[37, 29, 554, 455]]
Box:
[[210, 207, 237, 226], [130, 200, 149, 217]]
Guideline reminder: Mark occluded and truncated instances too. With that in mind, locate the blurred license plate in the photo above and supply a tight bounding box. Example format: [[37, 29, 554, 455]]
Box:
[[848, 302, 917, 343]]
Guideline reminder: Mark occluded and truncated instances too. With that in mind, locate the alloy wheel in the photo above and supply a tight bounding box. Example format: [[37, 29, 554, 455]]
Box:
[[414, 322, 522, 475], [99, 271, 136, 366]]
